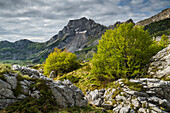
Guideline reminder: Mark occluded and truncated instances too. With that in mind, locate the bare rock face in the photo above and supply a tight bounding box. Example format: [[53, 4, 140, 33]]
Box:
[[47, 17, 106, 53], [148, 44, 170, 78], [136, 8, 170, 26], [0, 66, 87, 109]]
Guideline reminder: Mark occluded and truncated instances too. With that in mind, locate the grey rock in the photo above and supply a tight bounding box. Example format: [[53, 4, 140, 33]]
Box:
[[151, 107, 163, 113], [1, 66, 87, 109], [21, 66, 41, 78], [138, 108, 147, 113], [115, 95, 126, 101], [148, 44, 170, 78], [63, 79, 72, 86], [104, 88, 116, 100], [131, 99, 140, 108], [51, 86, 68, 107], [0, 88, 16, 98], [70, 84, 78, 90], [49, 71, 55, 78], [30, 74, 39, 79], [31, 90, 40, 99], [0, 99, 18, 109], [137, 97, 147, 101], [17, 94, 27, 99], [92, 98, 102, 107], [12, 65, 21, 71], [113, 104, 122, 113], [21, 85, 29, 94], [119, 106, 131, 113], [0, 79, 11, 89], [49, 79, 87, 107], [3, 74, 17, 89], [89, 89, 99, 101]]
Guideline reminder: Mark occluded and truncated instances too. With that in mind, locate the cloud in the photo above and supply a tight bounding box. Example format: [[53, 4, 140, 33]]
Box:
[[0, 0, 169, 42]]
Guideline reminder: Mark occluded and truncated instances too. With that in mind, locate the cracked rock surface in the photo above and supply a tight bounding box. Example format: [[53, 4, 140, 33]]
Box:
[[0, 66, 87, 109]]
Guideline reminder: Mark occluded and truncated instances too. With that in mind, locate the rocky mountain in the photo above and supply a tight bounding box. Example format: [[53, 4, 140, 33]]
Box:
[[47, 17, 106, 52], [0, 17, 108, 63], [108, 19, 134, 29], [136, 8, 170, 26], [0, 8, 169, 63]]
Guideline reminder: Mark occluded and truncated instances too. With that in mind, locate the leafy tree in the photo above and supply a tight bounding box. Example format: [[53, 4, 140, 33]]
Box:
[[159, 34, 169, 47], [91, 23, 159, 80], [44, 48, 79, 76]]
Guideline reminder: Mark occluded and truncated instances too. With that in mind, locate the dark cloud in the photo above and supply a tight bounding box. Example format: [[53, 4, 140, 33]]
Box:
[[0, 0, 169, 42]]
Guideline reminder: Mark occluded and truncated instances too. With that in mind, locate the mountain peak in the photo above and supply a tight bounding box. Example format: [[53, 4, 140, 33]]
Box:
[[108, 19, 134, 29]]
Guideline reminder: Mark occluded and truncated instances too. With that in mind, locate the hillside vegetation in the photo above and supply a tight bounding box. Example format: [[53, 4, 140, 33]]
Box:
[[145, 18, 170, 37]]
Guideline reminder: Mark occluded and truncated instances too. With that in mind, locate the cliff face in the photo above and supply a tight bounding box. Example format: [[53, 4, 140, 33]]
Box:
[[136, 8, 170, 26], [47, 17, 106, 52]]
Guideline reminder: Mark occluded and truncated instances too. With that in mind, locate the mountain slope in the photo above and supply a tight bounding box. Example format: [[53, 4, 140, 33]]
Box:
[[136, 8, 170, 26], [144, 18, 170, 36], [0, 39, 45, 60], [0, 17, 107, 63]]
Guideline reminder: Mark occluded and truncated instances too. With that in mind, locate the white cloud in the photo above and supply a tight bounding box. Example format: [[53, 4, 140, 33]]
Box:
[[0, 0, 169, 42]]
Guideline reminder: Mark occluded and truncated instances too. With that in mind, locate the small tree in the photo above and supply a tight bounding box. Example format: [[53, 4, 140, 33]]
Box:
[[159, 34, 169, 47], [91, 23, 158, 80], [44, 48, 79, 76]]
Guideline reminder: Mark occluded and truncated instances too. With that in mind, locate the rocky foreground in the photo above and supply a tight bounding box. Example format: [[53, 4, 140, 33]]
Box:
[[0, 65, 87, 109], [85, 44, 170, 113], [86, 78, 170, 113], [0, 45, 170, 112]]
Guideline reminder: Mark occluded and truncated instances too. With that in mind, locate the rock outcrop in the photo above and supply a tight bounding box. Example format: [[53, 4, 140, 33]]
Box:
[[86, 78, 170, 113], [148, 44, 170, 78], [0, 66, 87, 109], [47, 17, 107, 53], [108, 19, 135, 29], [136, 8, 170, 26]]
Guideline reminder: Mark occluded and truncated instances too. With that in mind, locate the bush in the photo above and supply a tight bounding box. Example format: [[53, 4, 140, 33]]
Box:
[[159, 34, 169, 47], [91, 23, 161, 80], [44, 48, 79, 76]]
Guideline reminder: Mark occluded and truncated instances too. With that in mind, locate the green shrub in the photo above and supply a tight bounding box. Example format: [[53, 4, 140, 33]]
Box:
[[91, 23, 162, 80], [44, 48, 79, 76], [159, 34, 169, 47]]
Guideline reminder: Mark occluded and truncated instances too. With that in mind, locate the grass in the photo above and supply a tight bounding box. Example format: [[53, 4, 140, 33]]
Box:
[[0, 64, 13, 75], [1, 105, 109, 113], [121, 78, 145, 92], [0, 60, 33, 66], [55, 105, 104, 113]]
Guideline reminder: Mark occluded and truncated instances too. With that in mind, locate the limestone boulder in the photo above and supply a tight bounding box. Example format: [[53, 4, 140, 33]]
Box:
[[148, 44, 170, 78]]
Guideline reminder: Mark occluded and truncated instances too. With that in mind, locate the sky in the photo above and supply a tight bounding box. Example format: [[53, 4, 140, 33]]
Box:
[[0, 0, 169, 42]]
